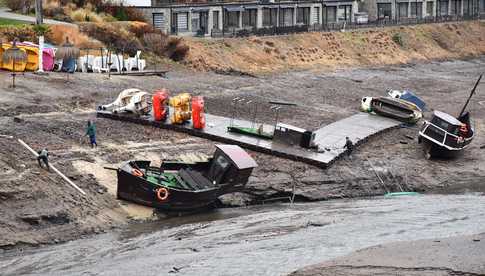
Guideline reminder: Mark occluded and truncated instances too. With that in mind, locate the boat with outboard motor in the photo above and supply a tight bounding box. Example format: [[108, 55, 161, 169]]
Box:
[[361, 96, 422, 123], [418, 75, 481, 158]]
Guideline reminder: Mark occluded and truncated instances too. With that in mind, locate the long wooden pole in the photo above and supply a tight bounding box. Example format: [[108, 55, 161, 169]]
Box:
[[459, 74, 482, 117], [18, 139, 86, 196]]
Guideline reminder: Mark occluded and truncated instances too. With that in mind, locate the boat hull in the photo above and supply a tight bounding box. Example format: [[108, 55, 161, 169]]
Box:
[[116, 169, 221, 211], [371, 97, 421, 123], [419, 135, 464, 158]]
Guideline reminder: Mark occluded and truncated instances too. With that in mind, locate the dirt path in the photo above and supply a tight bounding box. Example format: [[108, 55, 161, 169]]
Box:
[[1, 56, 484, 249]]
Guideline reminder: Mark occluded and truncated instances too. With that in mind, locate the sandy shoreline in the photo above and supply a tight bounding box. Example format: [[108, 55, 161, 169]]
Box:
[[290, 233, 485, 276]]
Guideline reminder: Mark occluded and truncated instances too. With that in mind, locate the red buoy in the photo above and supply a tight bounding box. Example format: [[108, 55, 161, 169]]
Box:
[[191, 96, 206, 129], [153, 89, 170, 121]]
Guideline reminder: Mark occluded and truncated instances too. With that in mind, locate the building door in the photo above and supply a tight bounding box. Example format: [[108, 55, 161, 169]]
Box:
[[313, 7, 320, 24], [200, 12, 209, 34], [326, 6, 337, 23], [213, 10, 220, 30], [439, 0, 449, 15], [397, 2, 409, 18], [279, 8, 294, 26], [426, 1, 434, 16]]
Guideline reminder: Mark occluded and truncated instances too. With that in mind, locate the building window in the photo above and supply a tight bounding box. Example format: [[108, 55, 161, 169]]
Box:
[[410, 2, 423, 17], [313, 7, 320, 24], [337, 5, 352, 22], [279, 8, 294, 26], [213, 11, 219, 29], [397, 2, 408, 18], [174, 12, 189, 32], [153, 13, 166, 31], [439, 0, 449, 15], [326, 6, 337, 23], [297, 7, 311, 25], [426, 1, 434, 15], [378, 3, 392, 19], [481, 0, 485, 12], [450, 0, 462, 14], [242, 8, 257, 27], [225, 11, 240, 28], [263, 8, 278, 26]]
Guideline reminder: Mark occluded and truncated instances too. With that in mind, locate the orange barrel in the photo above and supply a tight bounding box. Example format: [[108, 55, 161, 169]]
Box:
[[191, 96, 206, 129], [152, 89, 170, 121]]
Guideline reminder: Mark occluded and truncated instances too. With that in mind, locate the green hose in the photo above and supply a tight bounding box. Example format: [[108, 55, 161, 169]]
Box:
[[384, 192, 420, 197]]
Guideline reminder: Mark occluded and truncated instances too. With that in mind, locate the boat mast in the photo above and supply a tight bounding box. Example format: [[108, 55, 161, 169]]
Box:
[[458, 74, 482, 118]]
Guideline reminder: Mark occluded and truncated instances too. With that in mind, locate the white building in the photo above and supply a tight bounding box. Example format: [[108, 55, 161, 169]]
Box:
[[138, 0, 359, 37], [118, 0, 151, 6]]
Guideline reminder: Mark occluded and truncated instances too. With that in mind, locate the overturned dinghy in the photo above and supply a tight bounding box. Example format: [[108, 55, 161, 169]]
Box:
[[361, 96, 422, 124], [116, 145, 257, 211], [98, 88, 151, 115]]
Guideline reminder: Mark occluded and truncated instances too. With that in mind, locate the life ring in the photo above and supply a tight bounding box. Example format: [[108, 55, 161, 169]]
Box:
[[156, 187, 169, 201], [132, 169, 143, 177]]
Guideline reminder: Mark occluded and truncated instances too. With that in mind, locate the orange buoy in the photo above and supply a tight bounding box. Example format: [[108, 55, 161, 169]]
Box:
[[132, 169, 143, 177], [156, 187, 169, 201]]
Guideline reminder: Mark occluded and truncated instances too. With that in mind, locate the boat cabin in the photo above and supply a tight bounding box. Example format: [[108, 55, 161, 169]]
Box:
[[420, 111, 473, 150], [207, 144, 258, 186], [429, 111, 462, 135], [116, 144, 257, 211]]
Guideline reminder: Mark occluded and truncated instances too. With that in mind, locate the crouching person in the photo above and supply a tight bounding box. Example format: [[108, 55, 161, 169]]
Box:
[[37, 148, 50, 171]]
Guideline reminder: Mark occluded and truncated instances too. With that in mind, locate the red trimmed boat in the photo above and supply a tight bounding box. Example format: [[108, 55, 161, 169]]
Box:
[[418, 75, 481, 158]]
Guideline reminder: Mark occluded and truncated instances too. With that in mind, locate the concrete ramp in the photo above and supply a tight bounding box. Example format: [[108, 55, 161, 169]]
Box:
[[312, 112, 401, 162], [97, 111, 401, 168]]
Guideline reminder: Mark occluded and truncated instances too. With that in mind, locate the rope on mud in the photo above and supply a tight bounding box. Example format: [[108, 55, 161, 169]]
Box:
[[366, 158, 390, 193]]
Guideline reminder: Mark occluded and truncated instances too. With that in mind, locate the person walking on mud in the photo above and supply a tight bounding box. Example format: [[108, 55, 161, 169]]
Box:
[[37, 148, 50, 171], [343, 137, 354, 157], [85, 120, 97, 148]]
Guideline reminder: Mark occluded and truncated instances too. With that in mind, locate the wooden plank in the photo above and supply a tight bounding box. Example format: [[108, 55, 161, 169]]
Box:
[[17, 139, 87, 196]]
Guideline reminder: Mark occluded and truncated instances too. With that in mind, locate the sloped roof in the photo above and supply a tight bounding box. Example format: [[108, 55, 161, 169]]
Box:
[[433, 110, 462, 126], [215, 144, 258, 169]]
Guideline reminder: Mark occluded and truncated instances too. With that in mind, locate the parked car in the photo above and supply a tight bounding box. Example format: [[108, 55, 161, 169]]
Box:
[[354, 12, 369, 24]]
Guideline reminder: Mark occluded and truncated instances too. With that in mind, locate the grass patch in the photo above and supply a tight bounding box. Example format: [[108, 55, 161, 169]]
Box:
[[0, 17, 28, 26], [392, 33, 404, 47]]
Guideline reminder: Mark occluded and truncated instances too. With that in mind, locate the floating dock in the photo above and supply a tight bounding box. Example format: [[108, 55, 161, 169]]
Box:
[[97, 111, 401, 168]]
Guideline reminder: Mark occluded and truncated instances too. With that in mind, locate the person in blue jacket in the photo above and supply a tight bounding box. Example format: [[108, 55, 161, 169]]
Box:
[[85, 120, 97, 148]]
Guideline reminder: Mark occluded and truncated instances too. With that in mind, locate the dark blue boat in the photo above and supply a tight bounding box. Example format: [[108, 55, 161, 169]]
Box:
[[388, 90, 426, 111]]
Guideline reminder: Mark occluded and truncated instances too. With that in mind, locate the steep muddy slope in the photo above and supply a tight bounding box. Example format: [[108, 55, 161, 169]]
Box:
[[185, 21, 485, 74]]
